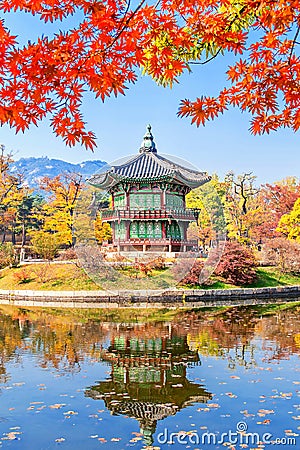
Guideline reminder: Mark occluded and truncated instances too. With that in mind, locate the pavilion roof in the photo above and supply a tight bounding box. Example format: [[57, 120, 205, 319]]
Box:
[[88, 125, 211, 190]]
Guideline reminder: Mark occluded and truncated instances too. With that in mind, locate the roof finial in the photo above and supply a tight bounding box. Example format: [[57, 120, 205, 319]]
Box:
[[139, 124, 157, 153]]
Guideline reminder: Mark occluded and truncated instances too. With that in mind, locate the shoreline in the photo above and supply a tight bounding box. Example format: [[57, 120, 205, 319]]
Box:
[[0, 285, 299, 309]]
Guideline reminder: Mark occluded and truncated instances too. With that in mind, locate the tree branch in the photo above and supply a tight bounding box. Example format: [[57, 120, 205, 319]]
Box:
[[288, 25, 300, 65]]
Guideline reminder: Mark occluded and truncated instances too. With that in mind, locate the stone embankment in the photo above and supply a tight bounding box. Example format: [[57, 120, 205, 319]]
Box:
[[0, 285, 299, 308]]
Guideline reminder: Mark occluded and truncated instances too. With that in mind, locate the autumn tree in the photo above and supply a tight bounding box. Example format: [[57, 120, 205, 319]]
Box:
[[0, 145, 28, 244], [215, 241, 257, 285], [186, 175, 226, 247], [223, 172, 262, 244], [277, 197, 300, 242], [0, 242, 17, 268], [30, 230, 61, 261], [0, 0, 299, 148], [94, 214, 112, 245], [39, 173, 84, 246], [256, 177, 300, 239], [179, 260, 204, 287], [263, 237, 300, 275]]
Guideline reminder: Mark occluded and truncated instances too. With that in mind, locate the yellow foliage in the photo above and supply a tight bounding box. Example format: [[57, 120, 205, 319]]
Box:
[[277, 198, 300, 242]]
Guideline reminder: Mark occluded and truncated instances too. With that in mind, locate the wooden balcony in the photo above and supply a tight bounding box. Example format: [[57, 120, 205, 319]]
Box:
[[100, 208, 197, 221]]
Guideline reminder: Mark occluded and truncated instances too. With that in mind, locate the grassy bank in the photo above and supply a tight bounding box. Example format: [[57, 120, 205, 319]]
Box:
[[0, 263, 99, 290], [0, 262, 299, 291]]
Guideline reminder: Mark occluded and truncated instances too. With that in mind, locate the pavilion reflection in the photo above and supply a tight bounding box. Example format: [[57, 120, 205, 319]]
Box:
[[85, 324, 212, 446]]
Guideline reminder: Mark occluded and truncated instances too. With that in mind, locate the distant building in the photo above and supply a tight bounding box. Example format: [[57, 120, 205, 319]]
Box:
[[89, 125, 211, 253]]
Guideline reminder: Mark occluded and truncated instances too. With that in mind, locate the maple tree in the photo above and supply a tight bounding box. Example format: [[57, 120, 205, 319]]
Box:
[[256, 177, 300, 238], [0, 0, 299, 149], [179, 260, 204, 286], [215, 240, 257, 285]]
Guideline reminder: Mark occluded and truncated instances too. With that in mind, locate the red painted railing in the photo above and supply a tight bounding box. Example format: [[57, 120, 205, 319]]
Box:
[[100, 208, 197, 221]]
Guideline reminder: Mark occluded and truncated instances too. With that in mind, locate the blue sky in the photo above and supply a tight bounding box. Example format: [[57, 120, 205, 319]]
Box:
[[1, 10, 299, 184]]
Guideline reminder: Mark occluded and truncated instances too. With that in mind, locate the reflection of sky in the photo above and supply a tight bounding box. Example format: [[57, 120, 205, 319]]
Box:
[[1, 11, 299, 183]]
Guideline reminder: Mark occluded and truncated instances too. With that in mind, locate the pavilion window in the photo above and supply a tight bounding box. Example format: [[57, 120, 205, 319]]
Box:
[[147, 222, 154, 238], [138, 222, 146, 238], [166, 193, 184, 209], [130, 221, 139, 238], [130, 193, 161, 210], [154, 222, 162, 238], [114, 194, 125, 209], [166, 222, 181, 239], [115, 222, 126, 240]]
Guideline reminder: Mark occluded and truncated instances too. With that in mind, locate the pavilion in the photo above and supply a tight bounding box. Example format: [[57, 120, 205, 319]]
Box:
[[88, 125, 211, 253]]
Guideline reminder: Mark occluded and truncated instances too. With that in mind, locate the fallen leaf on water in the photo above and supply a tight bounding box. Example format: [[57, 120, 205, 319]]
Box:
[[3, 432, 21, 440], [257, 409, 274, 416], [130, 437, 142, 442], [284, 430, 299, 436], [280, 392, 293, 398], [260, 419, 271, 424], [240, 410, 255, 418], [225, 392, 237, 398]]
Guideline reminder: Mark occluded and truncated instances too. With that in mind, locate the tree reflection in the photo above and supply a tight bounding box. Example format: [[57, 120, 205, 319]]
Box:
[[0, 313, 23, 382], [0, 305, 300, 398]]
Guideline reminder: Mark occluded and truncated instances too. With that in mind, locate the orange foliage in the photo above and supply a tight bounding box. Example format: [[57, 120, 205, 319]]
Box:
[[0, 0, 299, 148]]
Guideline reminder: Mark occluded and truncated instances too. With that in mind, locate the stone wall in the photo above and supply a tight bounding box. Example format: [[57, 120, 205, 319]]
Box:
[[0, 286, 299, 308]]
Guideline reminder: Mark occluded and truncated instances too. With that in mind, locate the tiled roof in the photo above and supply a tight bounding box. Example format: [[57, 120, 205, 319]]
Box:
[[88, 126, 211, 190]]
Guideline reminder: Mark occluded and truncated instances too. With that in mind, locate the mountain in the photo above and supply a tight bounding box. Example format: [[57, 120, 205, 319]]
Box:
[[10, 157, 107, 190]]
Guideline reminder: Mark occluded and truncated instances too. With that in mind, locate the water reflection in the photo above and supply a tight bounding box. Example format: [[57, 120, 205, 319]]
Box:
[[86, 324, 212, 445], [0, 305, 300, 447]]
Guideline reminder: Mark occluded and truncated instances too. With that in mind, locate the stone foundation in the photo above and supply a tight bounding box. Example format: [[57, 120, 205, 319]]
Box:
[[0, 286, 299, 309]]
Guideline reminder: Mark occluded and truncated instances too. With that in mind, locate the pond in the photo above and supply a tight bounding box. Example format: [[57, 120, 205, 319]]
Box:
[[0, 305, 300, 449]]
